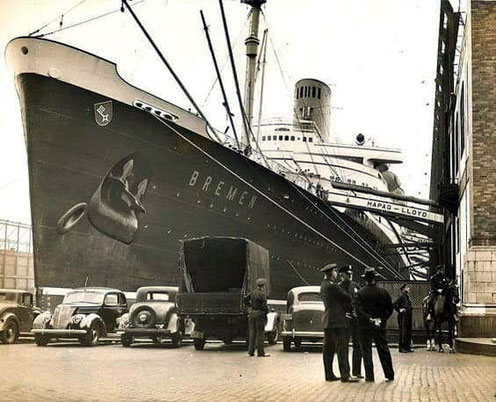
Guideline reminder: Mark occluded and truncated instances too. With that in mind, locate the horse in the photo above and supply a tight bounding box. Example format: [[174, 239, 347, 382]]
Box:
[[422, 280, 459, 353]]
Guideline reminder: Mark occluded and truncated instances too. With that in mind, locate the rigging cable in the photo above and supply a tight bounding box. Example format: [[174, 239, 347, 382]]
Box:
[[200, 10, 240, 150], [153, 114, 372, 269], [29, 0, 88, 36], [201, 9, 253, 108], [218, 0, 251, 152], [286, 260, 310, 286], [32, 0, 146, 38], [122, 0, 220, 143]]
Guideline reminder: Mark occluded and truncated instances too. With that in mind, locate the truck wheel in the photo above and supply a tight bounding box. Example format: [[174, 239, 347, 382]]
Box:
[[267, 327, 280, 345], [0, 320, 19, 344], [34, 334, 49, 346], [121, 333, 133, 347], [193, 337, 206, 350], [80, 322, 102, 346], [283, 337, 292, 352], [171, 332, 182, 348]]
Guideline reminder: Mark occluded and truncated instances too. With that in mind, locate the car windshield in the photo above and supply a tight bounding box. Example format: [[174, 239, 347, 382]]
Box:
[[63, 291, 104, 304], [0, 292, 17, 303], [298, 293, 322, 303]]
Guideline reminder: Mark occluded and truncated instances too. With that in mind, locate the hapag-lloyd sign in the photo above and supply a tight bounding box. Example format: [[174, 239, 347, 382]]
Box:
[[326, 191, 443, 224], [366, 200, 432, 220]]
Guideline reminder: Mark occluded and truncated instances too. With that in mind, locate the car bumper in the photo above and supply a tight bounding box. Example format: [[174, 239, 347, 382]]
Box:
[[32, 329, 87, 337], [123, 328, 175, 337], [281, 330, 324, 338]]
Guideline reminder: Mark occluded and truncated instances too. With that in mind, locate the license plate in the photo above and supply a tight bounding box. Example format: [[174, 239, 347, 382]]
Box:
[[191, 330, 204, 339]]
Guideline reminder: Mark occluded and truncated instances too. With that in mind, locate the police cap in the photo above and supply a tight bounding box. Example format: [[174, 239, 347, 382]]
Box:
[[320, 263, 337, 273]]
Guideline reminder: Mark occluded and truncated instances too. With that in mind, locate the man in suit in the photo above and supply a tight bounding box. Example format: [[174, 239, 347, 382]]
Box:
[[339, 265, 363, 378], [394, 283, 413, 353], [245, 278, 270, 357], [355, 267, 395, 382], [320, 263, 359, 383]]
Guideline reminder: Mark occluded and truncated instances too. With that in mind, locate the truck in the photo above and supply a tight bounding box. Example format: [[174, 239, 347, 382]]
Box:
[[176, 236, 279, 350]]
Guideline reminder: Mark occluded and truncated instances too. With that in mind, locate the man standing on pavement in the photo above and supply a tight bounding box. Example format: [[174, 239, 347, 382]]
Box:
[[355, 267, 395, 382], [320, 263, 359, 383], [394, 283, 414, 353], [339, 265, 364, 378], [246, 278, 270, 357]]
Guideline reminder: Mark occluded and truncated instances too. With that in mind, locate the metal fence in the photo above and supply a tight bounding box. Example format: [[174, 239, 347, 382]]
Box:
[[378, 280, 431, 332]]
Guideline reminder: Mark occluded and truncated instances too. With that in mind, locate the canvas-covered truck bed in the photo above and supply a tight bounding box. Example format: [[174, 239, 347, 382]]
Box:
[[176, 237, 278, 349]]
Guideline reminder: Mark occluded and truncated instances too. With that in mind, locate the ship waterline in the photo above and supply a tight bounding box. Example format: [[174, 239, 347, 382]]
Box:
[[8, 37, 404, 298]]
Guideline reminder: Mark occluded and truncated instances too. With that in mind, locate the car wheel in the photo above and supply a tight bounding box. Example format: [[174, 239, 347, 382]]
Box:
[[80, 322, 102, 347], [121, 333, 133, 347], [34, 333, 49, 346], [0, 320, 19, 344], [171, 332, 182, 348], [294, 339, 302, 348], [267, 326, 280, 345], [282, 337, 292, 352], [193, 337, 206, 350]]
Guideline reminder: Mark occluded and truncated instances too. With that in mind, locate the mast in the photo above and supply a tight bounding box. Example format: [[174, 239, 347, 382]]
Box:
[[241, 0, 266, 148]]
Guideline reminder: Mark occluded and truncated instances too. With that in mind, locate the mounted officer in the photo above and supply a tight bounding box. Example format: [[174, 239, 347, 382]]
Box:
[[427, 265, 448, 321], [339, 264, 363, 378]]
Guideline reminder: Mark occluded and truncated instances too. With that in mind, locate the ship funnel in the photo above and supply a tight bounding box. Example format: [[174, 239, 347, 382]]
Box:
[[293, 78, 331, 141], [356, 133, 365, 146]]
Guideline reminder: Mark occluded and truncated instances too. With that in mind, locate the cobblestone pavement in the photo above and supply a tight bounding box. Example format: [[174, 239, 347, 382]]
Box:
[[1, 339, 495, 401]]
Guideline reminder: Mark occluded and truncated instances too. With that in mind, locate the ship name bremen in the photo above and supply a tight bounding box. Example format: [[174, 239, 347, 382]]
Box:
[[188, 170, 257, 209]]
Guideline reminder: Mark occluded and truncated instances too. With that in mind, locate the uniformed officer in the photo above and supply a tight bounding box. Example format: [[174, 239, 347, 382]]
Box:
[[394, 283, 413, 353], [427, 265, 448, 320], [355, 267, 395, 382], [320, 263, 359, 383], [246, 278, 270, 357], [339, 265, 363, 378]]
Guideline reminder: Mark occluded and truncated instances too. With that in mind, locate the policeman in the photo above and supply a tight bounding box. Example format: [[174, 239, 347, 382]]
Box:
[[427, 265, 447, 320], [394, 283, 413, 353], [338, 265, 363, 378], [320, 263, 359, 383], [355, 267, 395, 382], [246, 278, 270, 357]]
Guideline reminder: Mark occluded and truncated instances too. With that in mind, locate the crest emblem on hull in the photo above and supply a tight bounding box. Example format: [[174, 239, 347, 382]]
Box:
[[94, 101, 113, 127]]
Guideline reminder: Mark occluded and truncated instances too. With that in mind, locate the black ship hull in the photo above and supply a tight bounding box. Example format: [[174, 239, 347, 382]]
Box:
[[17, 72, 403, 299]]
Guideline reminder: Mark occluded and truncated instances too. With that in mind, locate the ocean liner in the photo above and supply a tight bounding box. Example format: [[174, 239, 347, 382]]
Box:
[[5, 0, 425, 298]]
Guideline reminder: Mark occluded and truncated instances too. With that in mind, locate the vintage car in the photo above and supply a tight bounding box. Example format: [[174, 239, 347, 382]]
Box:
[[281, 286, 324, 351], [119, 286, 193, 347], [32, 287, 128, 346], [0, 289, 41, 344]]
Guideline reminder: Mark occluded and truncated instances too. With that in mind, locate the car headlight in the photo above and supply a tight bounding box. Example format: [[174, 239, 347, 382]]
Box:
[[71, 315, 83, 325]]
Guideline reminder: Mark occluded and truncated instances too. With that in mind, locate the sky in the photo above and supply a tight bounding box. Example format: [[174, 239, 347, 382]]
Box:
[[0, 0, 442, 225]]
